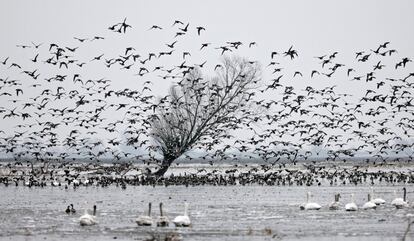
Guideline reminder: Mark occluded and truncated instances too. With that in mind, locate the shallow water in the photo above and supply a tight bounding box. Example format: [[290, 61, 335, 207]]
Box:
[[0, 184, 413, 241]]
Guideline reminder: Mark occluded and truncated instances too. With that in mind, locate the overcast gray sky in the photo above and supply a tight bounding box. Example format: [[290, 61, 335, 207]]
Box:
[[2, 1, 413, 52]]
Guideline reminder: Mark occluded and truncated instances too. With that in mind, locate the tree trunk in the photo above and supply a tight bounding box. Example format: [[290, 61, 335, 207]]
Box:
[[152, 163, 171, 177], [152, 156, 176, 177]]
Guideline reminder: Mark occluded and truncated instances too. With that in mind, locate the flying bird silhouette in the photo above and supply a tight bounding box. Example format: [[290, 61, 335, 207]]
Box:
[[196, 26, 205, 35]]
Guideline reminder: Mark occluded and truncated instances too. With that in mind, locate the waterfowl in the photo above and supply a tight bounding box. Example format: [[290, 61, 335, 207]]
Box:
[[300, 192, 321, 210], [51, 180, 59, 186], [345, 194, 358, 211], [362, 193, 376, 210], [329, 193, 341, 210], [391, 187, 409, 209], [136, 202, 153, 226], [70, 204, 76, 214], [79, 205, 97, 226], [157, 202, 169, 227], [371, 187, 386, 205], [173, 202, 191, 227]]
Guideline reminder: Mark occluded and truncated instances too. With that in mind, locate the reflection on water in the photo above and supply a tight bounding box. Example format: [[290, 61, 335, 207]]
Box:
[[0, 184, 413, 241]]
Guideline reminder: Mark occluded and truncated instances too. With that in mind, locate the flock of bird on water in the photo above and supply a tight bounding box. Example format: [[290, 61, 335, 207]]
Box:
[[61, 186, 409, 227], [69, 202, 191, 228], [1, 160, 414, 188], [0, 18, 413, 185]]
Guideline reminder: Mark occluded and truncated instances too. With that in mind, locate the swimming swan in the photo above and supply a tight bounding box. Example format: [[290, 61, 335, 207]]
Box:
[[345, 194, 358, 211], [391, 187, 409, 209], [157, 202, 169, 227], [329, 193, 341, 210], [136, 202, 153, 226], [371, 187, 386, 205], [300, 192, 321, 210], [173, 202, 191, 227], [362, 193, 376, 210], [79, 205, 97, 226]]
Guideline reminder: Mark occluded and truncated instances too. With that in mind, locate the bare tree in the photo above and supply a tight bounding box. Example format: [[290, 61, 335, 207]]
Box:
[[148, 56, 262, 176]]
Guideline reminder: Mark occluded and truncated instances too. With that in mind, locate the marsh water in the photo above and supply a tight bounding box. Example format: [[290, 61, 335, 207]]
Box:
[[1, 182, 414, 241]]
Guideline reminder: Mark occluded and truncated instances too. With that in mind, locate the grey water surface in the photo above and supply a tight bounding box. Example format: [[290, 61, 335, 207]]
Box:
[[1, 183, 413, 241]]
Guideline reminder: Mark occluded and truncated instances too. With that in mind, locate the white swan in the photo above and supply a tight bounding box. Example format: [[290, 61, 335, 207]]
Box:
[[371, 187, 386, 205], [136, 202, 153, 226], [345, 194, 358, 211], [157, 202, 169, 227], [173, 202, 191, 227], [79, 205, 97, 226], [362, 193, 376, 210], [391, 187, 409, 209], [329, 193, 341, 210], [300, 192, 321, 210]]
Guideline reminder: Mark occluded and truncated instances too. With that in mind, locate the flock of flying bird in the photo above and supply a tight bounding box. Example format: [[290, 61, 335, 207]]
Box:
[[0, 18, 413, 178]]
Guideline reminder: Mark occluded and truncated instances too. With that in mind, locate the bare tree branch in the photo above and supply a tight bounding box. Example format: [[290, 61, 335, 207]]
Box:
[[149, 55, 262, 176]]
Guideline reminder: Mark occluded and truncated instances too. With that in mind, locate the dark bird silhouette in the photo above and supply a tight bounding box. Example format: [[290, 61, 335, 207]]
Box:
[[267, 61, 279, 67], [74, 37, 88, 42], [373, 61, 385, 70], [149, 25, 163, 30], [166, 41, 177, 49], [91, 36, 105, 41], [3, 108, 19, 119], [179, 23, 189, 32], [380, 41, 390, 49], [216, 46, 232, 55], [16, 44, 31, 49], [355, 51, 364, 59], [196, 61, 207, 68], [311, 70, 320, 78], [284, 46, 298, 59], [9, 63, 21, 69], [266, 75, 283, 90], [15, 89, 23, 96], [1, 57, 8, 65], [119, 18, 132, 33], [175, 32, 185, 38], [31, 54, 39, 63], [314, 55, 326, 60], [31, 42, 43, 49], [196, 26, 206, 35], [65, 47, 79, 52], [200, 43, 211, 50], [125, 47, 135, 55], [49, 43, 58, 51], [293, 71, 303, 77], [59, 62, 68, 69], [172, 20, 184, 26], [182, 52, 191, 59], [91, 54, 104, 62]]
